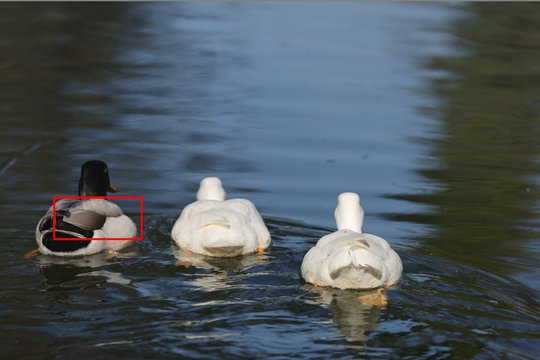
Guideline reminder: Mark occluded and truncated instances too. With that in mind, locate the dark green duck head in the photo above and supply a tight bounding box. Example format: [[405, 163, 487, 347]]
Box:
[[78, 160, 118, 196]]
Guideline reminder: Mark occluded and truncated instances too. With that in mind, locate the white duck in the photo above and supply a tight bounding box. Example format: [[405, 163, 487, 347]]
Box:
[[171, 177, 271, 257], [301, 192, 402, 290], [34, 160, 137, 257]]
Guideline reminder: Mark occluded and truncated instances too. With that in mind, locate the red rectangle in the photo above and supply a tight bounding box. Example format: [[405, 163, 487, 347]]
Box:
[[52, 195, 144, 241]]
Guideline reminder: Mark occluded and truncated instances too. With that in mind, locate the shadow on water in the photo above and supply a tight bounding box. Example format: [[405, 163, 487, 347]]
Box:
[[0, 2, 139, 214]]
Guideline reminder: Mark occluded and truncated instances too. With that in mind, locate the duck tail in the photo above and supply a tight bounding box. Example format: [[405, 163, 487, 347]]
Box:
[[326, 247, 384, 286]]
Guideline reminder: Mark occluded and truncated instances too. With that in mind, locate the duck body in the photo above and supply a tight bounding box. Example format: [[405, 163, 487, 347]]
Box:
[[301, 229, 402, 289], [34, 160, 137, 257], [171, 177, 271, 257], [301, 193, 402, 289]]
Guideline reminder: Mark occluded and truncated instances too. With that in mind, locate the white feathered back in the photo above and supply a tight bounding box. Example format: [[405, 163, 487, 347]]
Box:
[[172, 177, 271, 257]]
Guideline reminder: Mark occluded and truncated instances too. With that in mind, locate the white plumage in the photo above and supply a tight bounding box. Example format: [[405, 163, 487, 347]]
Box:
[[171, 177, 271, 257], [301, 192, 402, 289]]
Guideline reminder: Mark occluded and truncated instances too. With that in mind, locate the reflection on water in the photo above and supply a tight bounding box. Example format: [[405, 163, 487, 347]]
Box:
[[304, 286, 383, 343], [171, 245, 268, 292], [1, 2, 539, 359], [38, 254, 132, 290], [390, 2, 540, 284]]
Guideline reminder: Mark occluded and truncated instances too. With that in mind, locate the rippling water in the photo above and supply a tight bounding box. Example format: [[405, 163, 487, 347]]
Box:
[[1, 2, 539, 359]]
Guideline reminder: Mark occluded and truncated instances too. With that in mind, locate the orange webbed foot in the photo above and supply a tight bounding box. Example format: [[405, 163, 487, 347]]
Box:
[[358, 288, 388, 307], [175, 260, 195, 267], [24, 249, 39, 259]]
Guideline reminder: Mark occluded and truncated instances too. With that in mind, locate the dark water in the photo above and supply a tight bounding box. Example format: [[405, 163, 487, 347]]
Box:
[[1, 2, 539, 359]]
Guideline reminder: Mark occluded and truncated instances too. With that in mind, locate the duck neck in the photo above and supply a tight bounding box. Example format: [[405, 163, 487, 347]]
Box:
[[197, 177, 226, 201], [334, 193, 364, 233], [78, 177, 107, 196]]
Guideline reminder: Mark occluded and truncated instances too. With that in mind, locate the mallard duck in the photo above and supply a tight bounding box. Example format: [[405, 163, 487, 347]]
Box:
[[171, 177, 271, 257], [301, 192, 402, 290], [34, 160, 137, 257]]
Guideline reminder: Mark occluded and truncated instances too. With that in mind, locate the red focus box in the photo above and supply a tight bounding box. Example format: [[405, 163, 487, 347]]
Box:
[[52, 195, 144, 241]]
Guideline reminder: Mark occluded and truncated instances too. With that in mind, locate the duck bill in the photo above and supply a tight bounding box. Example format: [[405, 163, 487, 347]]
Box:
[[108, 184, 118, 193]]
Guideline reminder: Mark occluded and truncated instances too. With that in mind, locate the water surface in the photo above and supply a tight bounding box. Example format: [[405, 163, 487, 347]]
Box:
[[0, 2, 539, 359]]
